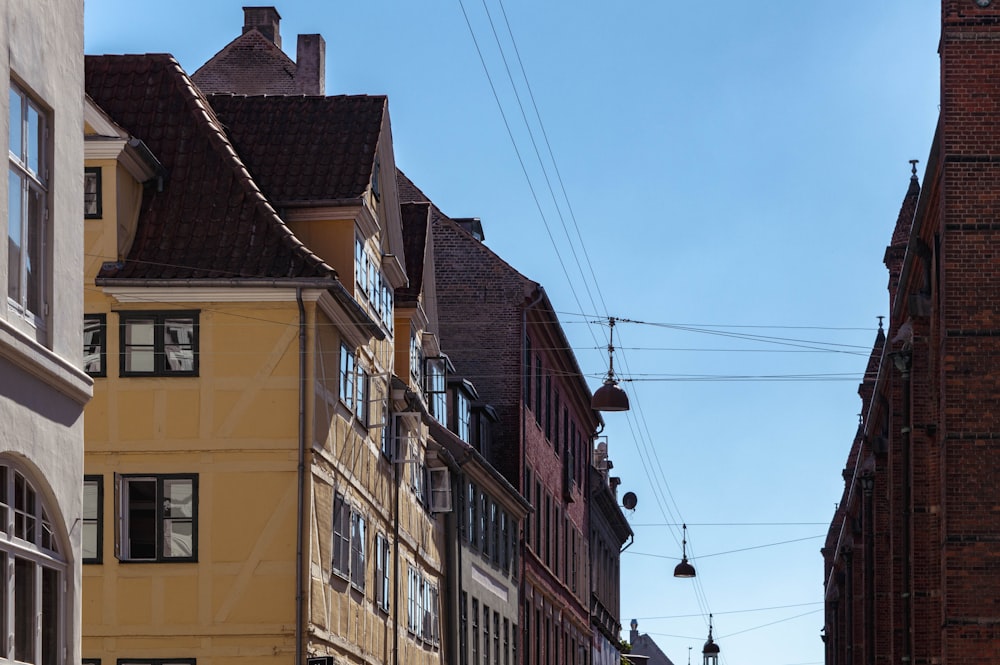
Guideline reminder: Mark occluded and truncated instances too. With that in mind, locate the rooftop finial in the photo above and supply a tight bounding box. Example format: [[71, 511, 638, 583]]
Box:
[[909, 159, 919, 180], [877, 316, 884, 331]]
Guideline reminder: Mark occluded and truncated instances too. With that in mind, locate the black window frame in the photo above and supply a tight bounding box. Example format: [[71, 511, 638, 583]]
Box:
[[119, 659, 194, 665], [84, 166, 102, 218], [119, 311, 199, 377], [118, 474, 198, 563], [83, 475, 103, 564], [84, 314, 107, 378]]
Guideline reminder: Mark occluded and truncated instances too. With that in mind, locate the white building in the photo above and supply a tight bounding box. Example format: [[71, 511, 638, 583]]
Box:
[[1, 1, 90, 663]]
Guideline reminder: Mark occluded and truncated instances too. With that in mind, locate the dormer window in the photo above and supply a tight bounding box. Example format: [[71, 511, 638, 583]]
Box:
[[424, 356, 448, 422]]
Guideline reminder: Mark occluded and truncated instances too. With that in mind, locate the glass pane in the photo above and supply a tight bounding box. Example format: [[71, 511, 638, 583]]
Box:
[[125, 319, 156, 373], [163, 318, 195, 371], [15, 557, 35, 664], [27, 103, 40, 176], [83, 479, 99, 560], [41, 567, 58, 665], [84, 172, 98, 215], [163, 478, 192, 518], [8, 170, 22, 302], [26, 186, 42, 317], [9, 87, 21, 158], [126, 479, 156, 559], [84, 317, 103, 373], [82, 522, 98, 560], [162, 519, 192, 558]]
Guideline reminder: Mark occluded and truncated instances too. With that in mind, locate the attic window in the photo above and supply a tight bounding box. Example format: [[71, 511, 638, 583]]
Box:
[[371, 158, 381, 201], [84, 167, 102, 218]]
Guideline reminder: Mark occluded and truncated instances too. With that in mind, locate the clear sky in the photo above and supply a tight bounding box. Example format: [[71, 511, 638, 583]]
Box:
[[84, 2, 943, 664]]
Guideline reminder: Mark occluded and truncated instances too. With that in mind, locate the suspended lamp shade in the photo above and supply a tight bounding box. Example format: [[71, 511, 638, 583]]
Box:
[[674, 523, 696, 578], [673, 556, 696, 578], [592, 378, 630, 411]]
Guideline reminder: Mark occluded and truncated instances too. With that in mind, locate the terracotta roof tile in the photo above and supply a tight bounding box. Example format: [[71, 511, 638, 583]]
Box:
[[208, 94, 386, 204], [85, 54, 335, 282]]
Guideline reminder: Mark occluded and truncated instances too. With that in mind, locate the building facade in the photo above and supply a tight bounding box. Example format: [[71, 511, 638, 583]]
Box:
[[823, 2, 1000, 663], [1, 1, 89, 663], [82, 41, 445, 665]]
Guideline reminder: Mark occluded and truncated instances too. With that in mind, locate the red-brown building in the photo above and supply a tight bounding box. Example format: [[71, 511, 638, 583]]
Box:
[[823, 3, 1000, 663]]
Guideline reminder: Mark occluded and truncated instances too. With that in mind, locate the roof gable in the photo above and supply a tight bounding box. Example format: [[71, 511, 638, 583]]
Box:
[[192, 29, 301, 95], [85, 54, 334, 282]]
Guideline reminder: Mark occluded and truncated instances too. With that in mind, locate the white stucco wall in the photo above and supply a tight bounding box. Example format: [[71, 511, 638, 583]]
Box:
[[0, 1, 89, 663]]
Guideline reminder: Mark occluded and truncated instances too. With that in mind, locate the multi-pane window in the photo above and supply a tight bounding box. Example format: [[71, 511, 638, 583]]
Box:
[[375, 533, 390, 612], [84, 166, 102, 218], [460, 592, 469, 665], [83, 314, 107, 377], [454, 388, 472, 442], [83, 475, 103, 563], [119, 475, 197, 561], [0, 462, 65, 665], [409, 330, 423, 385], [353, 236, 393, 334], [7, 83, 47, 328], [467, 482, 478, 549], [349, 510, 366, 591], [120, 312, 198, 376], [408, 566, 419, 634], [483, 603, 491, 665], [339, 344, 370, 423], [331, 493, 350, 578], [494, 611, 501, 665], [424, 356, 447, 421], [471, 598, 480, 664]]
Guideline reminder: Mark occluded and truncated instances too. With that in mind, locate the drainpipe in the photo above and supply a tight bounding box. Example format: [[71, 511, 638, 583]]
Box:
[[861, 474, 875, 665], [393, 442, 401, 665], [520, 287, 546, 654], [892, 350, 913, 665], [295, 288, 307, 665]]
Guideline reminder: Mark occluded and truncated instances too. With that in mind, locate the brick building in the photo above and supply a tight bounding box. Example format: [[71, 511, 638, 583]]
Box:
[[407, 183, 601, 665], [823, 2, 1000, 663]]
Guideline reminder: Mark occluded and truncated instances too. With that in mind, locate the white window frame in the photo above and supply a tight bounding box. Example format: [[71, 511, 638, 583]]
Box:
[[0, 460, 67, 665], [7, 81, 48, 331]]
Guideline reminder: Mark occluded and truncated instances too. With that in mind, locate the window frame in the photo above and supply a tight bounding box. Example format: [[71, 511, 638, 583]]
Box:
[[117, 474, 198, 563], [331, 492, 350, 579], [339, 343, 370, 424], [84, 166, 102, 218], [349, 509, 366, 592], [83, 475, 103, 564], [119, 311, 199, 377], [7, 81, 48, 330], [375, 532, 390, 613], [84, 314, 107, 377]]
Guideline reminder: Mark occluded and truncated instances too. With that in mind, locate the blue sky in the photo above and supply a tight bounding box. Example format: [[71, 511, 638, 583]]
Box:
[[85, 2, 942, 664]]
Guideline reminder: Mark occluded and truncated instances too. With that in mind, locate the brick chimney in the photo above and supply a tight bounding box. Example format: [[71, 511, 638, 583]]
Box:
[[296, 34, 326, 95], [243, 6, 281, 49]]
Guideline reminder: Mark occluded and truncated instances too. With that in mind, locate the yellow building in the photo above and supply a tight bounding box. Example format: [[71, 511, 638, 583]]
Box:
[[83, 50, 445, 665]]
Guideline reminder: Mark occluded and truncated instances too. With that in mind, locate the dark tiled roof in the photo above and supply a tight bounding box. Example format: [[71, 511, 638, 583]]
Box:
[[192, 30, 301, 96], [85, 54, 334, 281], [208, 94, 386, 204], [397, 202, 430, 305]]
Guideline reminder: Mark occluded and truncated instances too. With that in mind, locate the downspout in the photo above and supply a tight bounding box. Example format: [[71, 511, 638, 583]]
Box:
[[393, 437, 401, 665], [863, 478, 875, 665], [895, 351, 913, 665], [520, 287, 546, 656], [296, 288, 307, 665]]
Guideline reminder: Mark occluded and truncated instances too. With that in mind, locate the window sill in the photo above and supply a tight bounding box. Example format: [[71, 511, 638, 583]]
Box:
[[0, 317, 93, 404]]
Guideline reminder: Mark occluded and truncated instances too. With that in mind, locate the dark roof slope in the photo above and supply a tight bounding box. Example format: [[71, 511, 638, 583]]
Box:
[[208, 94, 386, 205], [397, 202, 431, 306], [192, 29, 300, 95], [85, 54, 334, 281]]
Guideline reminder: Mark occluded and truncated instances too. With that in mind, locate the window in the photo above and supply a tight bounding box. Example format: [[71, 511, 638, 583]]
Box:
[[483, 603, 491, 665], [0, 461, 66, 665], [467, 482, 477, 549], [471, 598, 480, 664], [119, 659, 195, 665], [8, 83, 47, 329], [375, 533, 390, 612], [424, 356, 447, 421], [119, 475, 196, 562], [83, 476, 103, 563], [408, 566, 419, 634], [503, 618, 510, 665], [353, 236, 393, 333], [83, 314, 106, 377], [460, 592, 469, 665], [120, 312, 198, 376], [332, 493, 350, 578], [339, 344, 369, 423], [84, 166, 102, 218], [424, 582, 440, 643], [349, 509, 366, 591], [409, 330, 423, 386], [454, 388, 472, 442]]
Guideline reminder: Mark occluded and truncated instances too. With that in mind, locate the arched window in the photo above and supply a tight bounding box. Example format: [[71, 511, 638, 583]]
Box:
[[0, 460, 67, 665]]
